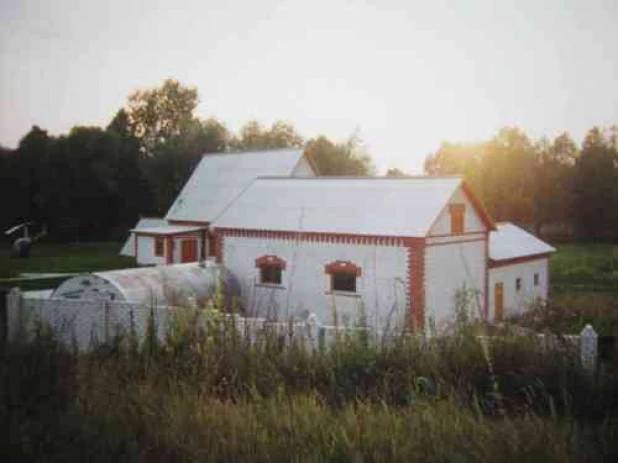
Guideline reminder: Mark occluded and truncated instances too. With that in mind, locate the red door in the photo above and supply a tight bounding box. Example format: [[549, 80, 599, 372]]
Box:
[[180, 239, 198, 263]]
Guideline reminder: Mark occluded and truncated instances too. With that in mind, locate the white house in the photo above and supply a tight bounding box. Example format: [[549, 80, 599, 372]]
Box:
[[488, 223, 556, 321], [121, 149, 315, 266], [120, 148, 555, 330]]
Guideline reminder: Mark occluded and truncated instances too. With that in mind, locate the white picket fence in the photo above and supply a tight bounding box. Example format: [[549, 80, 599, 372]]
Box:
[[4, 288, 600, 374], [5, 288, 361, 352]]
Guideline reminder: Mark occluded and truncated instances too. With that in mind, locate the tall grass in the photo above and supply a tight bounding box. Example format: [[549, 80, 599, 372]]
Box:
[[2, 310, 618, 462]]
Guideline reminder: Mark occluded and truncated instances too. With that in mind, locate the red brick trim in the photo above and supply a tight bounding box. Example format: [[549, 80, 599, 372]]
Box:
[[407, 240, 426, 331], [255, 255, 287, 270], [215, 228, 407, 247], [165, 237, 174, 264], [488, 253, 552, 269], [483, 231, 489, 319], [167, 220, 210, 227], [214, 233, 224, 264], [324, 260, 362, 276], [134, 231, 201, 238]]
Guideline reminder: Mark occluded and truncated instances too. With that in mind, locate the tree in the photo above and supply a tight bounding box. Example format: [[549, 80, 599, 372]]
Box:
[[231, 120, 303, 151], [122, 79, 230, 214], [533, 133, 577, 236], [573, 127, 618, 240], [126, 79, 199, 156], [385, 167, 408, 178], [305, 133, 375, 176]]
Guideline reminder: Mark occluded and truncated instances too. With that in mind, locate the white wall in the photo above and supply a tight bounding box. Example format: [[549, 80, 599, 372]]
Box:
[[291, 156, 316, 177], [428, 187, 485, 236], [489, 258, 549, 320], [222, 236, 409, 332], [136, 236, 166, 266], [424, 238, 486, 330]]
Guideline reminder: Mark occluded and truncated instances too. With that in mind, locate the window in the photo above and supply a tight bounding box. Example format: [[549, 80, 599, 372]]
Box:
[[516, 278, 522, 291], [154, 237, 164, 257], [449, 204, 465, 235], [255, 255, 286, 285], [534, 273, 539, 286], [325, 261, 362, 293]]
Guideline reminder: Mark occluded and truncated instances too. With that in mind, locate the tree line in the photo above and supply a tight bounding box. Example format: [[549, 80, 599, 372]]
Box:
[[0, 79, 374, 242], [423, 126, 618, 241], [1, 78, 616, 242]]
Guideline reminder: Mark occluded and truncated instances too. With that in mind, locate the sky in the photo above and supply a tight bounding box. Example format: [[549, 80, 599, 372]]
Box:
[[1, 0, 617, 173]]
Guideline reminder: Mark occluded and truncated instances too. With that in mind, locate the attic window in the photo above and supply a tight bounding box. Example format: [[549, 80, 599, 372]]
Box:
[[534, 273, 539, 286], [449, 204, 465, 235], [256, 255, 286, 285], [325, 261, 362, 293], [154, 237, 165, 257], [516, 277, 522, 292]]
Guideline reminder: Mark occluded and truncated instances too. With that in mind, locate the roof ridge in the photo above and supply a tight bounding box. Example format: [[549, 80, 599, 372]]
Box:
[[201, 148, 303, 157]]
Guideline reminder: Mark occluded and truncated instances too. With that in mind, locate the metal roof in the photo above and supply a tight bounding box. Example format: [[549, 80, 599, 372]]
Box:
[[212, 176, 465, 237], [489, 223, 556, 261], [52, 262, 240, 306], [120, 217, 166, 256], [165, 149, 308, 223], [130, 225, 206, 235]]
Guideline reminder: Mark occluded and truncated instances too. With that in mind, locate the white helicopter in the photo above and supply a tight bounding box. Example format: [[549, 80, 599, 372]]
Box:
[[4, 222, 47, 258]]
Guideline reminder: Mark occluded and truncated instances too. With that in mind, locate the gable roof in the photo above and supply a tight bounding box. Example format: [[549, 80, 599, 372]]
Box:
[[165, 149, 309, 223], [489, 222, 556, 261], [120, 217, 166, 256], [212, 176, 489, 237]]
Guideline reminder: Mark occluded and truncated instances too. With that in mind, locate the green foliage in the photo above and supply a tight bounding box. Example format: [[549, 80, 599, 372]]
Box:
[[2, 312, 618, 461], [550, 244, 618, 294], [0, 242, 135, 279], [231, 120, 303, 151], [425, 126, 618, 241], [305, 132, 375, 176]]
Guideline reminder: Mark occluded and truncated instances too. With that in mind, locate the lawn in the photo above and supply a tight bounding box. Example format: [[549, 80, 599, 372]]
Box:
[[550, 243, 618, 294], [0, 242, 136, 289]]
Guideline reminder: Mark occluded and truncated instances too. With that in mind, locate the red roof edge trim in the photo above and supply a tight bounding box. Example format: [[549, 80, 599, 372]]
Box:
[[460, 181, 496, 231], [488, 252, 552, 268]]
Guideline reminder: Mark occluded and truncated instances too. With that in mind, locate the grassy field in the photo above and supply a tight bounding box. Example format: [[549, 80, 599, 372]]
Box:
[[2, 317, 617, 461], [1, 243, 618, 460], [550, 243, 618, 295], [0, 242, 136, 289]]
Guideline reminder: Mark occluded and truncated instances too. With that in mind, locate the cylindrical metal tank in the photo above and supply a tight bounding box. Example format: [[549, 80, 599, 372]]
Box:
[[51, 261, 240, 308]]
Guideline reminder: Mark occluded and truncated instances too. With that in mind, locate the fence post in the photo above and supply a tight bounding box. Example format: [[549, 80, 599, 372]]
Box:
[[305, 313, 321, 350], [580, 324, 598, 375], [6, 288, 23, 343]]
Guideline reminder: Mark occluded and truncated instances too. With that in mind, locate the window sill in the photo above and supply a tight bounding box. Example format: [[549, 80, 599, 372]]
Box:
[[326, 291, 362, 299], [255, 282, 286, 290]]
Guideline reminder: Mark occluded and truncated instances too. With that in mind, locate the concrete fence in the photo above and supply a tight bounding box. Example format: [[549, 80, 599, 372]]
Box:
[[4, 288, 601, 374]]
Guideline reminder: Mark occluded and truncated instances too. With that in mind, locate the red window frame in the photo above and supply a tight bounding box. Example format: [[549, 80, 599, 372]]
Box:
[[325, 261, 362, 293], [255, 255, 286, 285]]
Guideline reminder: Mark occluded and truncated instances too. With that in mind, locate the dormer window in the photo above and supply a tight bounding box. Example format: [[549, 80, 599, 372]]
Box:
[[255, 255, 286, 285], [325, 261, 362, 293], [449, 204, 465, 235]]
